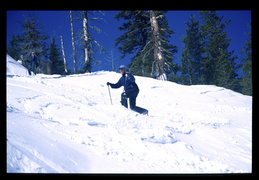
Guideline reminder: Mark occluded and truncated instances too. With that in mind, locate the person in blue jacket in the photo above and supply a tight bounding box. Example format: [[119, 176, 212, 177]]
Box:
[[28, 52, 38, 75], [107, 65, 148, 115]]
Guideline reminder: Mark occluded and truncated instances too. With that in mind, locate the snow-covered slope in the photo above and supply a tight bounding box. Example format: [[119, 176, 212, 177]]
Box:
[[7, 61, 252, 173], [6, 54, 29, 76]]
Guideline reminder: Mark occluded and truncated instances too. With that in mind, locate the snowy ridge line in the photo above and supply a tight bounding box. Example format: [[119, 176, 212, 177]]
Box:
[[7, 61, 252, 173]]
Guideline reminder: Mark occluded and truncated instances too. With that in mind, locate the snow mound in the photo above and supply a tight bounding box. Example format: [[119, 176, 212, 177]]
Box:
[[7, 71, 252, 173], [6, 54, 29, 76]]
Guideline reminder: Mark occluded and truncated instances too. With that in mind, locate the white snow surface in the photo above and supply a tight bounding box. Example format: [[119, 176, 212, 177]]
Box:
[[7, 55, 252, 173], [6, 54, 29, 76]]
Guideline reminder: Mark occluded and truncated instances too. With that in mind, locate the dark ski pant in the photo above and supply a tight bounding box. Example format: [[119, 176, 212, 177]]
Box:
[[28, 61, 37, 75], [121, 88, 147, 114]]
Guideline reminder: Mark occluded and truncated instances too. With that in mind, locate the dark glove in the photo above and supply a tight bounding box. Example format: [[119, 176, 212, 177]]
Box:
[[107, 82, 111, 86]]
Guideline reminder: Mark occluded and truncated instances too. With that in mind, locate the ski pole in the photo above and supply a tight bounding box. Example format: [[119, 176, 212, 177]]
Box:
[[107, 85, 113, 105]]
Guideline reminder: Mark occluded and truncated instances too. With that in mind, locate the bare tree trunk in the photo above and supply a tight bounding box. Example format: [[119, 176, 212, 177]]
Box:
[[46, 59, 52, 75], [82, 11, 90, 72], [150, 10, 166, 80], [106, 48, 116, 71], [105, 48, 117, 71], [60, 35, 68, 73], [110, 49, 115, 72], [70, 10, 77, 73]]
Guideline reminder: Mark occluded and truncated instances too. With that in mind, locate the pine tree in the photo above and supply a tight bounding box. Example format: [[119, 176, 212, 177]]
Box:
[[18, 14, 49, 73], [49, 37, 64, 75], [115, 11, 149, 58], [181, 14, 204, 85], [115, 10, 150, 76], [7, 34, 21, 60], [199, 11, 239, 90], [240, 24, 252, 95], [115, 10, 177, 80]]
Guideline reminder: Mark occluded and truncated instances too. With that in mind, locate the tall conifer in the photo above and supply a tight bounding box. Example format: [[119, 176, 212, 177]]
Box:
[[115, 10, 177, 79], [199, 11, 239, 90], [181, 14, 203, 85], [240, 24, 252, 95], [18, 14, 49, 73], [49, 37, 64, 75]]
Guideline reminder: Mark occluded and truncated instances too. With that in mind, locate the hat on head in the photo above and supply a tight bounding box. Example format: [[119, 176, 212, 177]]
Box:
[[119, 65, 126, 69]]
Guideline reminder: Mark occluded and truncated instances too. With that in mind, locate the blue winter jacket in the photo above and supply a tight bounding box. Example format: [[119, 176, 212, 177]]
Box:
[[110, 73, 138, 92], [31, 56, 38, 63]]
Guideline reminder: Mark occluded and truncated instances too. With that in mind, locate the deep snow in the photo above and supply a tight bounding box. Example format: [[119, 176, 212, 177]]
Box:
[[6, 54, 252, 173]]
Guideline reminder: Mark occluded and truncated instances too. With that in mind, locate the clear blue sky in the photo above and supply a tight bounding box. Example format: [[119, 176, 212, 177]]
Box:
[[6, 10, 251, 75]]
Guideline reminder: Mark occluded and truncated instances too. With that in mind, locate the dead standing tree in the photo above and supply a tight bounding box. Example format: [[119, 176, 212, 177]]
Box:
[[70, 11, 77, 73], [150, 10, 167, 80], [82, 11, 91, 72], [60, 35, 68, 73]]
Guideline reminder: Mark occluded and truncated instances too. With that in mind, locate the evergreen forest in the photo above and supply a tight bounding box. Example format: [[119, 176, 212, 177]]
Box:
[[7, 10, 252, 95]]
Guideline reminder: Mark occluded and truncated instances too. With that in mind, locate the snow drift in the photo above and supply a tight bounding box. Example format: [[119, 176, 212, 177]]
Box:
[[6, 54, 29, 76], [6, 56, 252, 173]]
